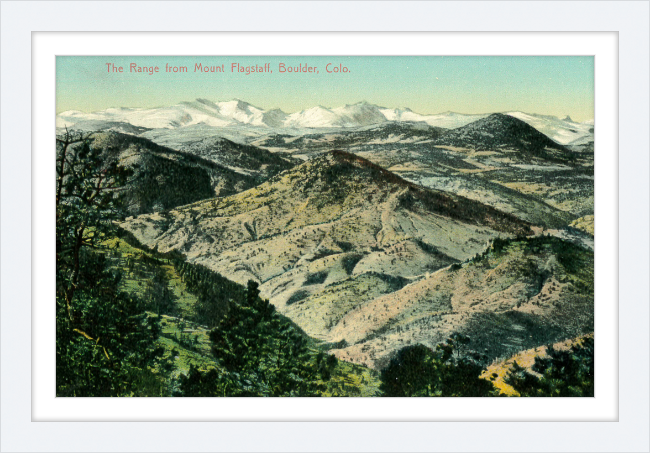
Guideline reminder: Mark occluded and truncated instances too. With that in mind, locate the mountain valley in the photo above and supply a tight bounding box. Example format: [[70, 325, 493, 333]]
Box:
[[58, 99, 595, 379]]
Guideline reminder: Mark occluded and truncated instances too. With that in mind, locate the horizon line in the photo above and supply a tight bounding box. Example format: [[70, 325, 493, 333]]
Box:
[[56, 98, 594, 122]]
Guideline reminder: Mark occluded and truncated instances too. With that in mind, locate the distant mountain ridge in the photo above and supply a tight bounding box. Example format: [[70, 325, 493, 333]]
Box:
[[57, 99, 594, 145]]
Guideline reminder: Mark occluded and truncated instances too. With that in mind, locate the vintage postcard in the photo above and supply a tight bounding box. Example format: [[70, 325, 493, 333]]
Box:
[[56, 56, 594, 397]]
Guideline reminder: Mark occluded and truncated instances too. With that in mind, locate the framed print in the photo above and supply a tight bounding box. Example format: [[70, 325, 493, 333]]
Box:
[[53, 53, 600, 401], [2, 1, 649, 452]]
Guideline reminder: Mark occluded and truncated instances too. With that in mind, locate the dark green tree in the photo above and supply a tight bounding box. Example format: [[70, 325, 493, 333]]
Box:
[[208, 281, 326, 396], [144, 267, 177, 316], [176, 365, 228, 397], [504, 336, 594, 397], [380, 335, 496, 397], [173, 260, 241, 327], [177, 281, 330, 397], [56, 130, 131, 317]]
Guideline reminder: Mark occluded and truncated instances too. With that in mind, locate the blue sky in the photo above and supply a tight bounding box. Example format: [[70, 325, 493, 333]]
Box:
[[57, 56, 594, 121]]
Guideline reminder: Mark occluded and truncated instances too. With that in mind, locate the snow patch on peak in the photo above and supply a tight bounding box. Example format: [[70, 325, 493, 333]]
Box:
[[506, 111, 593, 145], [285, 106, 340, 128], [55, 100, 594, 146]]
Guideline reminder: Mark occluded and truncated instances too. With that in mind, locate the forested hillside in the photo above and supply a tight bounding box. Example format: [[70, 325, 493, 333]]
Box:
[[55, 130, 381, 396]]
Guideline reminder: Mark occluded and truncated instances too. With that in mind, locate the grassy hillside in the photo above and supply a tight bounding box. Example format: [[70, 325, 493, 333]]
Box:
[[569, 215, 595, 236], [57, 121, 594, 398]]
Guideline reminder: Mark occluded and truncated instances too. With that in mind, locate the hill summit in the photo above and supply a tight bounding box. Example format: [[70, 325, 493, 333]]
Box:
[[288, 149, 417, 192], [122, 150, 531, 324], [434, 113, 573, 159]]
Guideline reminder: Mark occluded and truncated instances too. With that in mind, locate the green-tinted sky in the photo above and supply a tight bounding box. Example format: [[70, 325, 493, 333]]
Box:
[[56, 56, 594, 121]]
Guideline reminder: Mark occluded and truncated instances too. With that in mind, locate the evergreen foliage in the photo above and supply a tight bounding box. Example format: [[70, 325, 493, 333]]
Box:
[[179, 281, 335, 396], [144, 267, 178, 316], [177, 365, 227, 397], [504, 336, 594, 397], [173, 260, 244, 327], [380, 334, 497, 397], [124, 151, 214, 214]]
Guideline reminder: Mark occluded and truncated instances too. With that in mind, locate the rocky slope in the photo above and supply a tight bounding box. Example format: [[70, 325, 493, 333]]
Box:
[[326, 236, 594, 369], [121, 151, 534, 348]]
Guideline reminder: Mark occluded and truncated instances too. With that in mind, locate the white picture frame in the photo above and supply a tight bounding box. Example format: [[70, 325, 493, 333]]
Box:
[[1, 1, 648, 452]]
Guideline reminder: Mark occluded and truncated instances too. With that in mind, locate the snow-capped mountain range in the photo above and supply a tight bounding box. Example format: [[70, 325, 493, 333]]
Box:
[[57, 99, 594, 145]]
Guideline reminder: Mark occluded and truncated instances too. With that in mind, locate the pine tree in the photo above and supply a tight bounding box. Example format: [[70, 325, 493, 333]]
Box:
[[380, 336, 496, 397], [144, 268, 177, 316], [56, 131, 164, 396], [178, 281, 327, 396]]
